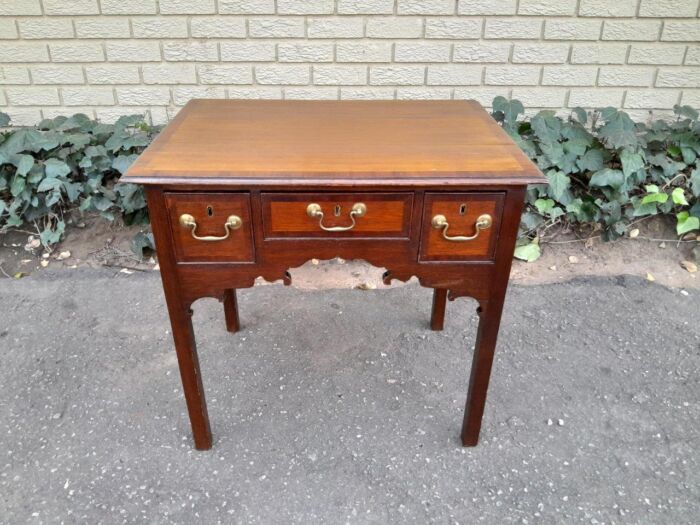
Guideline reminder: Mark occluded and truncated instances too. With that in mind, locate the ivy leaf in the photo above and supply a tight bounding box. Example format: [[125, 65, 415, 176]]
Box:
[[631, 196, 658, 217], [115, 183, 146, 212], [520, 211, 544, 232], [57, 114, 93, 133], [39, 219, 65, 247], [531, 111, 562, 144], [671, 187, 688, 206], [561, 124, 594, 144], [681, 147, 697, 165], [104, 132, 125, 152], [11, 154, 34, 176], [676, 211, 700, 235], [597, 111, 638, 149], [513, 136, 538, 158], [648, 153, 685, 178], [571, 198, 598, 222], [690, 169, 700, 197], [112, 154, 138, 175], [91, 195, 113, 211], [44, 158, 71, 179], [590, 168, 624, 189], [667, 144, 682, 158], [546, 170, 570, 201], [65, 182, 82, 202], [641, 192, 668, 205], [549, 207, 564, 219], [122, 134, 150, 150], [0, 112, 10, 127], [598, 200, 622, 225], [620, 149, 644, 178], [673, 105, 699, 121], [691, 201, 700, 219], [37, 177, 63, 192], [563, 138, 589, 156], [556, 152, 579, 175], [10, 175, 25, 197], [114, 114, 146, 130], [130, 231, 155, 259], [571, 107, 587, 125], [534, 198, 555, 214], [514, 239, 541, 262], [598, 107, 618, 121], [45, 189, 62, 207], [64, 133, 91, 149], [492, 96, 524, 126], [577, 149, 605, 173]]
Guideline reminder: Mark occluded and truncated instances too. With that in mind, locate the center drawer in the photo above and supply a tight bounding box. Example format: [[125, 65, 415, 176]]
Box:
[[261, 193, 413, 239]]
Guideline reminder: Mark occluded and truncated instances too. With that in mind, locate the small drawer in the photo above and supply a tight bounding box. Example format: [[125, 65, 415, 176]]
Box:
[[262, 192, 413, 239], [165, 192, 254, 263], [419, 193, 504, 261]]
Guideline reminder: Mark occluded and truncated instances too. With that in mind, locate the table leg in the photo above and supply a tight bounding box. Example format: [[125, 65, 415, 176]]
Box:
[[168, 302, 213, 450], [430, 288, 448, 331], [460, 298, 505, 447], [223, 289, 240, 333]]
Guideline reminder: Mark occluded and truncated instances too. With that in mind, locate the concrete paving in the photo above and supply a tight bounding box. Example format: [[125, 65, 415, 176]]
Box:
[[0, 269, 698, 524]]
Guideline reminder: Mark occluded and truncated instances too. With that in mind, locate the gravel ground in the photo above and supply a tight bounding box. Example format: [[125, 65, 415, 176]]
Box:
[[0, 270, 698, 524]]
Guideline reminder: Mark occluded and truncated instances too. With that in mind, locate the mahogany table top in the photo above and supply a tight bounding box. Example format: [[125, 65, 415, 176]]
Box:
[[123, 99, 542, 187]]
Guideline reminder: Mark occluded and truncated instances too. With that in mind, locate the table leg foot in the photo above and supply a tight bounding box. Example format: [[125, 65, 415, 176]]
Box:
[[223, 289, 240, 333], [461, 433, 479, 447], [430, 288, 448, 331], [460, 299, 503, 447]]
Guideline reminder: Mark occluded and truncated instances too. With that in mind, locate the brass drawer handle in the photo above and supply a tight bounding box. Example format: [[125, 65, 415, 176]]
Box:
[[431, 213, 493, 242], [179, 213, 242, 241], [306, 202, 367, 232]]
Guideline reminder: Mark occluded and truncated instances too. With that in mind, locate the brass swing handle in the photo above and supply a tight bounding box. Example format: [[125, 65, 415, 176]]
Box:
[[431, 213, 493, 242], [179, 213, 242, 241], [306, 202, 367, 232]]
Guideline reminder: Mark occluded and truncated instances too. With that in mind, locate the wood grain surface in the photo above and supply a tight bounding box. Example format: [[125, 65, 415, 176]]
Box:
[[262, 192, 412, 238], [123, 100, 543, 185]]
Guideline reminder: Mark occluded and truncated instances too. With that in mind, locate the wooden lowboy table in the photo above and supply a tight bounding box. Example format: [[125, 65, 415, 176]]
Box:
[[123, 100, 545, 450]]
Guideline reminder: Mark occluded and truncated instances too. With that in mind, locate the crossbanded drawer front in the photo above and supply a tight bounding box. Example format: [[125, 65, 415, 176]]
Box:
[[419, 192, 504, 261], [261, 192, 413, 239], [165, 192, 254, 263]]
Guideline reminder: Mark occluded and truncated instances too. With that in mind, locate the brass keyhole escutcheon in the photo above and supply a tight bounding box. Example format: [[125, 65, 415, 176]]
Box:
[[206, 205, 214, 217], [459, 203, 467, 215], [334, 204, 341, 217], [306, 202, 367, 232]]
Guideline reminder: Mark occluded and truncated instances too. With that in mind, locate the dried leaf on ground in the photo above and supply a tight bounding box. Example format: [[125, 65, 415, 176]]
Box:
[[680, 260, 698, 273]]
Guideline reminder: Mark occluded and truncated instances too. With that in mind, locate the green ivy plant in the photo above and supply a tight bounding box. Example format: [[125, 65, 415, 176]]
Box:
[[0, 112, 159, 247], [1, 103, 698, 262], [491, 97, 700, 261]]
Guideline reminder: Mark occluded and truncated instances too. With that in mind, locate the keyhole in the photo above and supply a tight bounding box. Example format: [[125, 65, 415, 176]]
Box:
[[459, 203, 467, 215], [334, 204, 341, 217], [206, 205, 214, 217]]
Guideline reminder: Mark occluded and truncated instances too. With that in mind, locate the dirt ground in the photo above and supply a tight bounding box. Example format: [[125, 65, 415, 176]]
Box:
[[1, 214, 698, 290]]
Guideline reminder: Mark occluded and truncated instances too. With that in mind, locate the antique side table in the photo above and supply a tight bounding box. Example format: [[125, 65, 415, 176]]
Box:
[[123, 100, 544, 450]]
